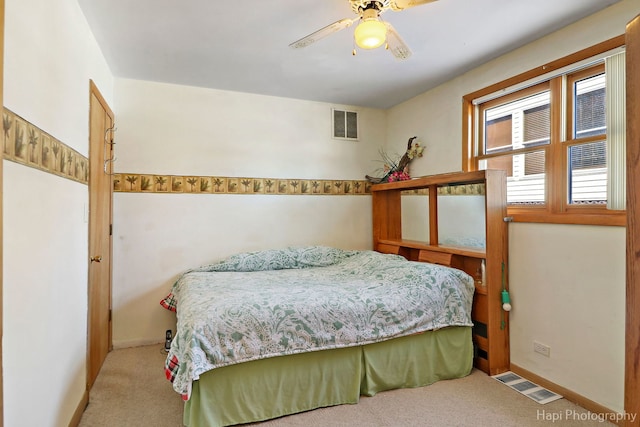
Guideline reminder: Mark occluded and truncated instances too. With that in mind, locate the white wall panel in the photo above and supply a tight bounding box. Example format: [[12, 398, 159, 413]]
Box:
[[111, 78, 385, 346], [3, 0, 114, 424]]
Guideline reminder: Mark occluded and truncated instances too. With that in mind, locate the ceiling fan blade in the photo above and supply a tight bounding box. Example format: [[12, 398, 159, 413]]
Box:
[[385, 22, 412, 60], [389, 0, 438, 11], [289, 18, 355, 49]]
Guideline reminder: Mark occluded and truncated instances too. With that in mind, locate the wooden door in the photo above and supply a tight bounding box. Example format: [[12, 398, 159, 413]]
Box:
[[87, 81, 114, 388]]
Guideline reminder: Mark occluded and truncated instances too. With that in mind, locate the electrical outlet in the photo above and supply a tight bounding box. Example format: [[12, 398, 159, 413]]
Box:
[[533, 341, 551, 357]]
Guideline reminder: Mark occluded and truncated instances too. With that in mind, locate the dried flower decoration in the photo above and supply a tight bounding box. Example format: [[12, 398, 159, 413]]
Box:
[[407, 141, 424, 160], [366, 136, 424, 184]]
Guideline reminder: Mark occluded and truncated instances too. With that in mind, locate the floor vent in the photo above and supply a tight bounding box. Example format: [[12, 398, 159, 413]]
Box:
[[332, 109, 358, 140], [492, 371, 563, 404]]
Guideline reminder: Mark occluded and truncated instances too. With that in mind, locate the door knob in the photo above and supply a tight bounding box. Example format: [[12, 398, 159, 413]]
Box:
[[91, 255, 102, 263]]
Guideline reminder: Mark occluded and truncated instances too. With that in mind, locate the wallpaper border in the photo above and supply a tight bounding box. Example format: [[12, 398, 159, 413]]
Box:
[[2, 107, 484, 197], [403, 184, 486, 196], [113, 174, 373, 195], [2, 108, 89, 184], [113, 174, 484, 196]]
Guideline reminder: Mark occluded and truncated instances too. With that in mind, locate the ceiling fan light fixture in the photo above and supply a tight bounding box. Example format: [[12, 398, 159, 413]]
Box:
[[354, 9, 387, 49]]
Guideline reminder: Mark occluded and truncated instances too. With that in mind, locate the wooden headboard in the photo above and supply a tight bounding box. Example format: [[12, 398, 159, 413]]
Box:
[[370, 170, 510, 376]]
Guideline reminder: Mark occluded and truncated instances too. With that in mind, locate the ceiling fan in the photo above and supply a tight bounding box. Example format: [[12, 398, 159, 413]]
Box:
[[289, 0, 438, 60]]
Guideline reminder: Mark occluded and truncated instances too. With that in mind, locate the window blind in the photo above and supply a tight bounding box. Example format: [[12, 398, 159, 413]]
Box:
[[605, 51, 626, 210]]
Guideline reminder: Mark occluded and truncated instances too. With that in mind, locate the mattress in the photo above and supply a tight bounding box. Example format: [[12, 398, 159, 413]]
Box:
[[161, 247, 475, 401]]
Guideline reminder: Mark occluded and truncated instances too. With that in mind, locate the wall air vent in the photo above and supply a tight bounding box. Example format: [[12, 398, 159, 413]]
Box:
[[332, 108, 358, 141]]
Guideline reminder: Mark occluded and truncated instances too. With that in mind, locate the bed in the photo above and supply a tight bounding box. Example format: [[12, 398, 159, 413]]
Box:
[[161, 246, 475, 427]]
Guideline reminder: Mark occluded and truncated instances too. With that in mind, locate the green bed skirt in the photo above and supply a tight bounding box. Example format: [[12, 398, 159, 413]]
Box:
[[184, 326, 472, 427]]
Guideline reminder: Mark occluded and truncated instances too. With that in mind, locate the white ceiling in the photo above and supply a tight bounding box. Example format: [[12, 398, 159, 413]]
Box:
[[77, 0, 620, 109]]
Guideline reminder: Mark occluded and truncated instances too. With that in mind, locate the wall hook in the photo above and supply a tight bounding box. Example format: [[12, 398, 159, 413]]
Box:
[[104, 125, 117, 175]]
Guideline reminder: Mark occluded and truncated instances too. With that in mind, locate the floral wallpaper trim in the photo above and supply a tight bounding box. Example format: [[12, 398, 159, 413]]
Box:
[[113, 174, 484, 196], [401, 183, 485, 196], [113, 174, 373, 195], [1, 109, 484, 198], [2, 108, 89, 184]]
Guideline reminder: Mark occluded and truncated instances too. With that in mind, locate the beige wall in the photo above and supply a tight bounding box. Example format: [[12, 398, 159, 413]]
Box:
[[111, 78, 386, 347], [3, 0, 113, 425], [509, 223, 625, 411], [387, 0, 637, 413]]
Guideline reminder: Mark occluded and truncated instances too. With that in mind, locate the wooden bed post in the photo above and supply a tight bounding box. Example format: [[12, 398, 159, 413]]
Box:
[[428, 184, 438, 247], [372, 190, 402, 250]]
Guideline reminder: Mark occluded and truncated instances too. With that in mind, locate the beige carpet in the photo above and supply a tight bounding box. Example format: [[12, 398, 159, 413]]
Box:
[[78, 344, 614, 427]]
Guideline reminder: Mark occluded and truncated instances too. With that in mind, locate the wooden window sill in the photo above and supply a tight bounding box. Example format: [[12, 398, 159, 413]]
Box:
[[508, 210, 626, 226]]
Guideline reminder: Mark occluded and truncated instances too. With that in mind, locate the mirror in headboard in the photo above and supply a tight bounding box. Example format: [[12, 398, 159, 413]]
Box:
[[436, 183, 486, 250], [401, 188, 430, 242], [400, 183, 486, 250]]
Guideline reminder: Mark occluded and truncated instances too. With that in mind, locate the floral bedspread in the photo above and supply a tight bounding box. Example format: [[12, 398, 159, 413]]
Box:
[[161, 246, 475, 399]]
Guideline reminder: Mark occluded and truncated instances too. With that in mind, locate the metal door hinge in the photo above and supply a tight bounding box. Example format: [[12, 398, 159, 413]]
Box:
[[109, 224, 113, 236]]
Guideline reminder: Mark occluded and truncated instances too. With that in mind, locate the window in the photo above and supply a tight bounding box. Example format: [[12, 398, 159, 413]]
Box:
[[479, 83, 550, 205], [567, 70, 607, 205], [463, 36, 626, 226]]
